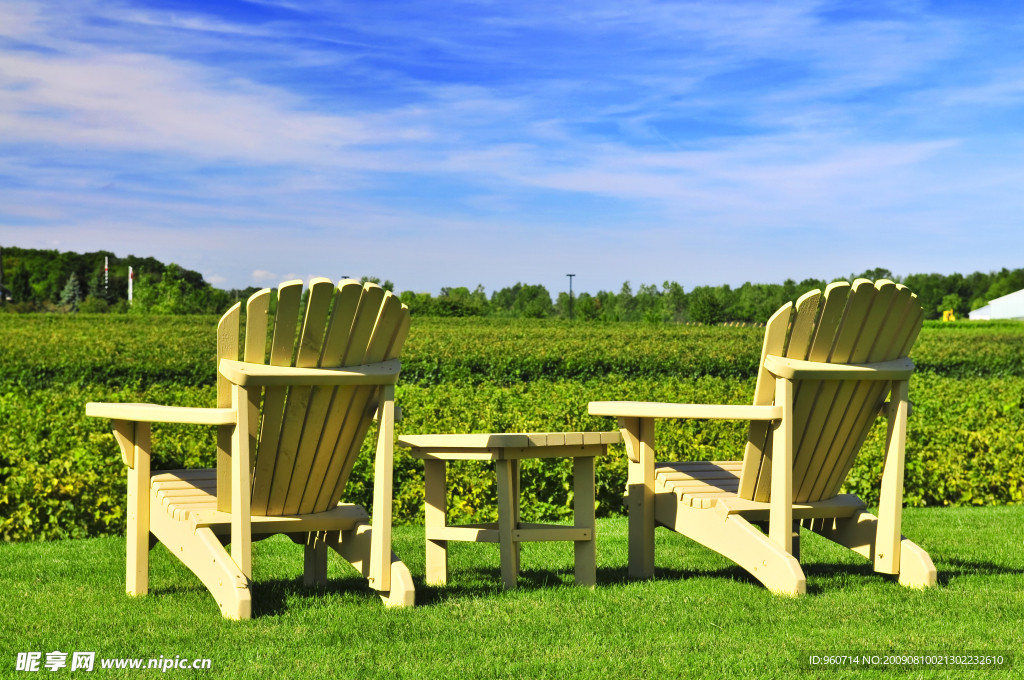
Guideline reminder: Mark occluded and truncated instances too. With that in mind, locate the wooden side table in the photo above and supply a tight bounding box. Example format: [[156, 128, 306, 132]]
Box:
[[399, 432, 621, 590]]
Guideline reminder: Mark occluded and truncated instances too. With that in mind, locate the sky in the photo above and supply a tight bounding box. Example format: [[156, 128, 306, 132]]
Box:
[[1, 0, 1023, 295]]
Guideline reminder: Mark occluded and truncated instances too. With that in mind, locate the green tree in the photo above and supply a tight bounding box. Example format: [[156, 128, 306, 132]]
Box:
[[10, 265, 32, 303], [491, 283, 553, 318], [595, 290, 618, 321], [939, 293, 963, 316], [128, 263, 231, 315], [634, 283, 663, 323], [360, 276, 395, 292], [399, 290, 433, 315], [616, 281, 637, 321], [574, 292, 600, 320], [554, 291, 571, 318], [984, 268, 1024, 302], [515, 284, 553, 318], [727, 282, 784, 322], [79, 296, 110, 313], [688, 287, 724, 324], [662, 281, 686, 321], [60, 273, 83, 311], [434, 287, 474, 317], [853, 267, 896, 282], [87, 270, 112, 303], [470, 284, 489, 311]]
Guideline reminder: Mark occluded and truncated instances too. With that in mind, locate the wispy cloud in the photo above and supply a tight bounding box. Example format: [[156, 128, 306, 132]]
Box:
[[1, 0, 1023, 291]]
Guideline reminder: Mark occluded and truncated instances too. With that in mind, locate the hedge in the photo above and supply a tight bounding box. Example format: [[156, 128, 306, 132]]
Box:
[[2, 316, 1023, 391], [3, 374, 1021, 541]]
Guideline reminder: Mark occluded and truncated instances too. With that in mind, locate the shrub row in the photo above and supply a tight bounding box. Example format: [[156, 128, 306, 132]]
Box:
[[2, 315, 1023, 390], [3, 375, 1021, 541]]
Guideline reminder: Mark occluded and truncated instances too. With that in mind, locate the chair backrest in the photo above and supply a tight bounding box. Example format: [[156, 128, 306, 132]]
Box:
[[215, 278, 410, 516], [736, 279, 923, 504]]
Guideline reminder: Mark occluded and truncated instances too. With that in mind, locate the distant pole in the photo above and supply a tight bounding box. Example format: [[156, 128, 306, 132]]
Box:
[[0, 245, 5, 305], [104, 256, 108, 293], [567, 274, 575, 321], [128, 266, 133, 303]]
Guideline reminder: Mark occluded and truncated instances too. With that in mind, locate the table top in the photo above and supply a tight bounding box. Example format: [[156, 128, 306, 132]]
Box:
[[399, 431, 621, 461]]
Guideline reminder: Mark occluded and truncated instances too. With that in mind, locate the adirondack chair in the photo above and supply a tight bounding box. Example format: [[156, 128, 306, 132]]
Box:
[[85, 279, 415, 618], [590, 279, 938, 595]]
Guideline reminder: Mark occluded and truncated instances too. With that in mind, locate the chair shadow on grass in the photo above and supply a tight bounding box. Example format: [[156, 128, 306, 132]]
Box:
[[411, 564, 767, 606], [410, 565, 617, 606], [249, 574, 398, 617], [145, 546, 1024, 617], [932, 558, 1024, 586], [244, 572, 512, 614]]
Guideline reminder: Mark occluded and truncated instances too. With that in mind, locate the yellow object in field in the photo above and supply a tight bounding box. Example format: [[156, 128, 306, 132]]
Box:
[[84, 280, 415, 618], [943, 309, 956, 321], [589, 279, 937, 595]]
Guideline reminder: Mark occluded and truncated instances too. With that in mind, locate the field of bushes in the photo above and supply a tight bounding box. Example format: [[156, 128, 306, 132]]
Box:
[[1, 314, 1022, 542]]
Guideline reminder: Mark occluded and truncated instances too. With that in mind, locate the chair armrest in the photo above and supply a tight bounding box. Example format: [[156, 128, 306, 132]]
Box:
[[85, 402, 237, 425], [763, 355, 914, 381], [219, 358, 400, 387], [588, 401, 782, 420]]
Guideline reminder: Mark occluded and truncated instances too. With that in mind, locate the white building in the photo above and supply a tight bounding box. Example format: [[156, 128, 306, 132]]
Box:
[[969, 288, 1024, 320]]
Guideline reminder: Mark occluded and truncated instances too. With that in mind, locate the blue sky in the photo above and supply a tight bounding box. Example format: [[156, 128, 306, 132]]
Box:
[[1, 0, 1022, 295]]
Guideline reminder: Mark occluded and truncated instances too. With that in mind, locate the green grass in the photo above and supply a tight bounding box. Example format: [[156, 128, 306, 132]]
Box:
[[3, 509, 1021, 679]]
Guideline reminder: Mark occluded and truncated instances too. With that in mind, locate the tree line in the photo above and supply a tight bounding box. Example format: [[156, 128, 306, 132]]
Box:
[[2, 246, 1021, 323], [396, 266, 1024, 323], [0, 246, 253, 315]]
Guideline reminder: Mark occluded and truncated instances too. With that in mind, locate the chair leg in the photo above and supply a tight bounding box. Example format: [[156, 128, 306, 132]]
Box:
[[125, 423, 151, 596], [748, 520, 800, 562], [303, 532, 328, 587], [655, 494, 805, 596], [150, 505, 252, 620], [326, 522, 415, 607], [876, 380, 910, 575], [369, 384, 396, 593], [813, 511, 937, 589], [573, 456, 597, 587], [424, 459, 448, 586], [625, 418, 655, 580]]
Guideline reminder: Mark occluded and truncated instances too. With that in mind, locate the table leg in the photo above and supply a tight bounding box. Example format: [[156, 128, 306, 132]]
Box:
[[495, 458, 519, 589], [574, 455, 597, 587], [424, 459, 448, 586]]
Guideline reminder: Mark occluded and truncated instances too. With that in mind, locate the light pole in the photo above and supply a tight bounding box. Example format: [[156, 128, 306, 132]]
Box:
[[567, 274, 575, 321]]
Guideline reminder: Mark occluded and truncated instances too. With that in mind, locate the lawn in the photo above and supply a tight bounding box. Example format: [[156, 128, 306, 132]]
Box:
[[2, 314, 1022, 677], [3, 507, 1021, 679]]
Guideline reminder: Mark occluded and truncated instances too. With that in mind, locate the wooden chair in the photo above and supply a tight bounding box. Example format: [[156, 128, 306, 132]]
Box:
[[86, 279, 415, 618], [590, 279, 938, 595]]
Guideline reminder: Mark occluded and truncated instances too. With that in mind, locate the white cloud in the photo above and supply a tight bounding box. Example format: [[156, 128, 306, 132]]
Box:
[[1, 0, 1022, 292], [0, 52, 377, 164], [251, 270, 279, 282]]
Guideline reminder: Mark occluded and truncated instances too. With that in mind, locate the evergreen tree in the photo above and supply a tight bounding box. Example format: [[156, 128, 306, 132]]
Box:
[[60, 273, 83, 311], [88, 270, 112, 302]]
